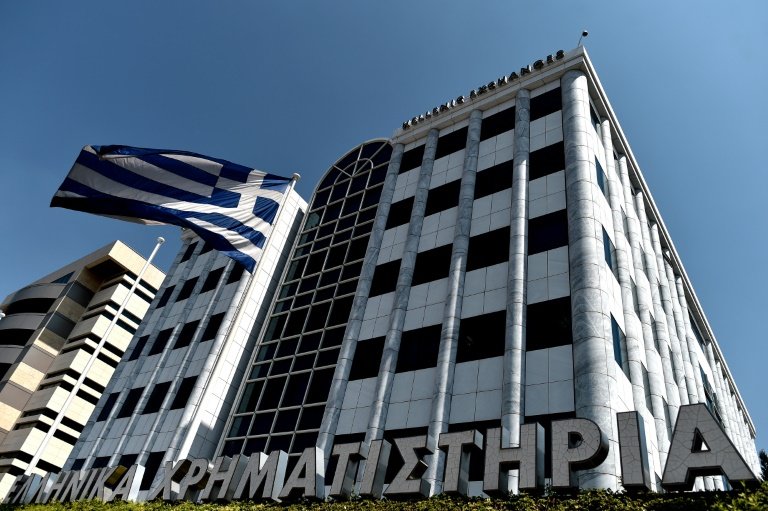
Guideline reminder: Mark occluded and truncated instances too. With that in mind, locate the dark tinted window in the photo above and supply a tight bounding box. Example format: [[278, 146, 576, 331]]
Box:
[[170, 376, 197, 410], [467, 228, 510, 271], [370, 259, 401, 297], [435, 127, 468, 159], [156, 286, 174, 308], [396, 325, 441, 372], [201, 267, 224, 293], [530, 88, 562, 120], [180, 242, 197, 263], [425, 179, 461, 216], [128, 335, 149, 361], [176, 277, 198, 302], [528, 210, 568, 255], [96, 393, 119, 421], [399, 145, 425, 174], [142, 381, 172, 414], [173, 320, 200, 350], [475, 159, 514, 199], [529, 142, 565, 180], [116, 387, 144, 418], [148, 328, 173, 355], [349, 337, 385, 380], [457, 311, 506, 362], [481, 107, 515, 141], [412, 244, 453, 286], [386, 197, 414, 230], [527, 297, 572, 350], [202, 313, 225, 342]]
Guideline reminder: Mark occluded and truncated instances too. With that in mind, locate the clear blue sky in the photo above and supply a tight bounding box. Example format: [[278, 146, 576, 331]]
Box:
[[1, 1, 766, 453]]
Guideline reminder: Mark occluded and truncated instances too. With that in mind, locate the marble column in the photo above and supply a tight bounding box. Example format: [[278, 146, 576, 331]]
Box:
[[317, 143, 404, 463], [501, 89, 530, 491], [562, 70, 618, 489], [633, 193, 686, 410], [600, 120, 646, 415], [702, 341, 728, 490], [363, 129, 439, 449], [616, 158, 670, 469], [669, 273, 707, 404], [423, 110, 483, 495], [650, 226, 698, 405]]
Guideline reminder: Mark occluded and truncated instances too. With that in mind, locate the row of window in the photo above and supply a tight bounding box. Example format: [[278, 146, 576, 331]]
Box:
[[386, 159, 515, 230], [371, 209, 568, 297], [397, 88, 561, 175], [96, 375, 197, 421], [128, 311, 225, 360]]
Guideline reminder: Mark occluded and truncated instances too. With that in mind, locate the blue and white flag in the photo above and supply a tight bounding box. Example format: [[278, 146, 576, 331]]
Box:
[[52, 145, 293, 272]]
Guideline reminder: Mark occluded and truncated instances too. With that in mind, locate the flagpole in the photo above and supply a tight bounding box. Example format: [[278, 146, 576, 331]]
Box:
[[24, 237, 165, 477]]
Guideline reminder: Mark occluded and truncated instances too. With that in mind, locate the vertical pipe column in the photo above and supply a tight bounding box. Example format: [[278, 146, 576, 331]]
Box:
[[561, 70, 618, 489], [364, 129, 439, 448], [317, 143, 404, 462], [616, 158, 670, 470], [650, 227, 698, 405], [501, 89, 530, 484], [424, 110, 483, 495], [600, 120, 646, 413], [702, 341, 728, 490]]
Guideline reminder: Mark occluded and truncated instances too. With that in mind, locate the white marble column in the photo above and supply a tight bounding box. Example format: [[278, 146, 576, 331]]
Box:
[[364, 129, 439, 449], [669, 273, 707, 405], [600, 121, 646, 415], [616, 158, 670, 469], [562, 70, 618, 489], [424, 109, 483, 495], [702, 340, 728, 490], [317, 143, 404, 463], [501, 89, 530, 491], [650, 226, 699, 405], [633, 194, 686, 411]]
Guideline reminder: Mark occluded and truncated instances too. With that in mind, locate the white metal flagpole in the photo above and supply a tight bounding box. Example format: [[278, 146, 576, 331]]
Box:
[[24, 237, 165, 476]]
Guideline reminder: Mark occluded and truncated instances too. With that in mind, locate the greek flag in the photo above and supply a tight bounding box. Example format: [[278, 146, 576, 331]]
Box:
[[51, 145, 293, 272]]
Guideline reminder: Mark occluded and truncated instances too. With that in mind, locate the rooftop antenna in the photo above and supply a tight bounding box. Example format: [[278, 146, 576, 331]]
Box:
[[578, 30, 589, 47]]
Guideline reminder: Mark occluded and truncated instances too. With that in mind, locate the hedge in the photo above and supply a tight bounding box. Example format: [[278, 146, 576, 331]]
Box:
[[2, 483, 767, 511]]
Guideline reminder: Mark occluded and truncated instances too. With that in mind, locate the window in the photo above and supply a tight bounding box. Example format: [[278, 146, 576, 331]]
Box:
[[370, 259, 401, 297], [399, 145, 425, 174], [173, 320, 200, 350], [170, 376, 197, 410], [526, 297, 572, 350], [202, 312, 225, 342], [148, 328, 173, 356], [142, 381, 172, 414], [96, 393, 119, 421], [457, 311, 506, 362], [156, 286, 174, 308], [480, 106, 515, 141], [474, 159, 514, 199], [180, 242, 197, 263], [116, 387, 145, 418], [385, 197, 414, 230], [528, 210, 568, 255], [350, 337, 385, 380], [529, 142, 565, 180], [412, 244, 453, 286], [530, 87, 562, 120], [425, 179, 461, 217], [467, 228, 510, 271], [396, 325, 442, 372], [176, 277, 198, 302], [227, 263, 246, 284], [642, 366, 653, 412], [612, 316, 629, 378], [596, 158, 608, 197], [127, 335, 150, 361], [603, 228, 619, 279], [435, 127, 468, 160], [201, 267, 224, 293]]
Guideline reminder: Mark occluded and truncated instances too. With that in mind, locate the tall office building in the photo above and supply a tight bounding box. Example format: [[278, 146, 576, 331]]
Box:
[[61, 188, 306, 495], [0, 241, 165, 499], [42, 46, 759, 500], [216, 47, 758, 494]]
